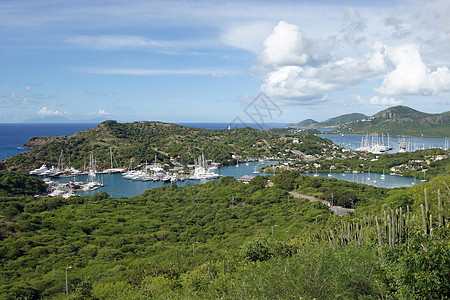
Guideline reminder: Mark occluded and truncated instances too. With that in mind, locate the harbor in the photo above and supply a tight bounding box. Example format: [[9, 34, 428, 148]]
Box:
[[45, 161, 421, 198], [319, 134, 449, 153]]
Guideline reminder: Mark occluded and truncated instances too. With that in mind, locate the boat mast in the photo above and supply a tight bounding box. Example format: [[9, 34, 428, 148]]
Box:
[[110, 148, 113, 169]]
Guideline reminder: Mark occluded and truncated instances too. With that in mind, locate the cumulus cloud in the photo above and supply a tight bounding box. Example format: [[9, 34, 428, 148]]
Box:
[[376, 44, 450, 96], [259, 21, 389, 103], [260, 21, 310, 66], [88, 109, 110, 116], [259, 21, 335, 69], [38, 106, 66, 116]]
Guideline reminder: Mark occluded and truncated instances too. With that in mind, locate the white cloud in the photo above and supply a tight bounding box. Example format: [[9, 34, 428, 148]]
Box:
[[88, 109, 110, 116], [260, 21, 310, 66], [221, 22, 274, 53], [376, 44, 450, 96], [259, 21, 389, 103], [66, 35, 163, 50], [38, 106, 66, 116], [259, 21, 336, 69], [354, 95, 402, 106]]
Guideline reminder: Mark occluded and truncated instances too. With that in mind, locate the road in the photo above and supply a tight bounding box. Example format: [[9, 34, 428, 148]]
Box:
[[289, 191, 355, 216]]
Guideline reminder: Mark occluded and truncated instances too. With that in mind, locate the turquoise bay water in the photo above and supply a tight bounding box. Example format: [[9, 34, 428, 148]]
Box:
[[53, 161, 277, 198], [52, 161, 420, 198]]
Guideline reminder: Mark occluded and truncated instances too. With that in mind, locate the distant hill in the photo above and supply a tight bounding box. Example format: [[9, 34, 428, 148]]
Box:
[[331, 106, 450, 137], [288, 119, 318, 127], [310, 113, 367, 128], [289, 113, 367, 129]]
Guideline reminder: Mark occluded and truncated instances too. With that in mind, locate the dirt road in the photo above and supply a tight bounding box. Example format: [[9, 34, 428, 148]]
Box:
[[289, 191, 354, 216]]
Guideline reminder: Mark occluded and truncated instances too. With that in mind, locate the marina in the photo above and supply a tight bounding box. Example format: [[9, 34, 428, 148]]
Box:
[[48, 161, 421, 198], [320, 134, 449, 153], [50, 161, 275, 198]]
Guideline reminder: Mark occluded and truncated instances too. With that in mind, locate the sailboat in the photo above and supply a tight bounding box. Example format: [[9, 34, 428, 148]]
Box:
[[88, 152, 96, 177], [420, 170, 427, 182], [328, 167, 332, 177], [253, 165, 261, 174], [380, 169, 386, 180], [313, 167, 319, 177], [102, 148, 125, 173]]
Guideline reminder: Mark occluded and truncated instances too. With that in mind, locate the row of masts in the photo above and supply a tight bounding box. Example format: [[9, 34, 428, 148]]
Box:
[[30, 148, 123, 177], [355, 133, 392, 154]]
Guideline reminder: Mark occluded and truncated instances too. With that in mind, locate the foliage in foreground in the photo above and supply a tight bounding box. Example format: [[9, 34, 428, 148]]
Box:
[[0, 172, 449, 299]]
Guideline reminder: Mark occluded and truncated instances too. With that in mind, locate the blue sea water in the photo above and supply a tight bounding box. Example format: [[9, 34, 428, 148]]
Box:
[[0, 123, 97, 161]]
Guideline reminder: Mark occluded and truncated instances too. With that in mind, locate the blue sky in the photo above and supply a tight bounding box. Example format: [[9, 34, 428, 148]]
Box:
[[1, 0, 449, 123]]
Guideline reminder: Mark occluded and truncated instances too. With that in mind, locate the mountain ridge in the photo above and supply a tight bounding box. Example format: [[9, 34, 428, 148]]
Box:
[[332, 106, 449, 137]]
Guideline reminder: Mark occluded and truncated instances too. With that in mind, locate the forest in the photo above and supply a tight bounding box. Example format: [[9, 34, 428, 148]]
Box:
[[0, 169, 448, 299]]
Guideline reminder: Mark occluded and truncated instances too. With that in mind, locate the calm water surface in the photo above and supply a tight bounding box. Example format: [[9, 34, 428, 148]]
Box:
[[52, 161, 420, 198], [320, 134, 448, 153]]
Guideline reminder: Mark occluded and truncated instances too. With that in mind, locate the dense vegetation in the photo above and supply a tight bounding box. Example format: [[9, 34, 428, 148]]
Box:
[[331, 105, 450, 137], [1, 121, 331, 171], [0, 168, 448, 299], [0, 171, 46, 196]]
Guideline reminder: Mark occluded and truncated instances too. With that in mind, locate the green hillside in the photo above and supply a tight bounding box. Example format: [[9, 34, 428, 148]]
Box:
[[310, 113, 368, 128], [331, 106, 450, 137]]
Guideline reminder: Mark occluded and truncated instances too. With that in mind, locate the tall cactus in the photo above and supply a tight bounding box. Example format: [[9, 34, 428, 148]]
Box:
[[438, 189, 444, 227], [421, 204, 428, 235], [376, 216, 382, 246]]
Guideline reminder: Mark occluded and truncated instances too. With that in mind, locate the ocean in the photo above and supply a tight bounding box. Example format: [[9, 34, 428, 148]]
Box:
[[0, 123, 98, 161]]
